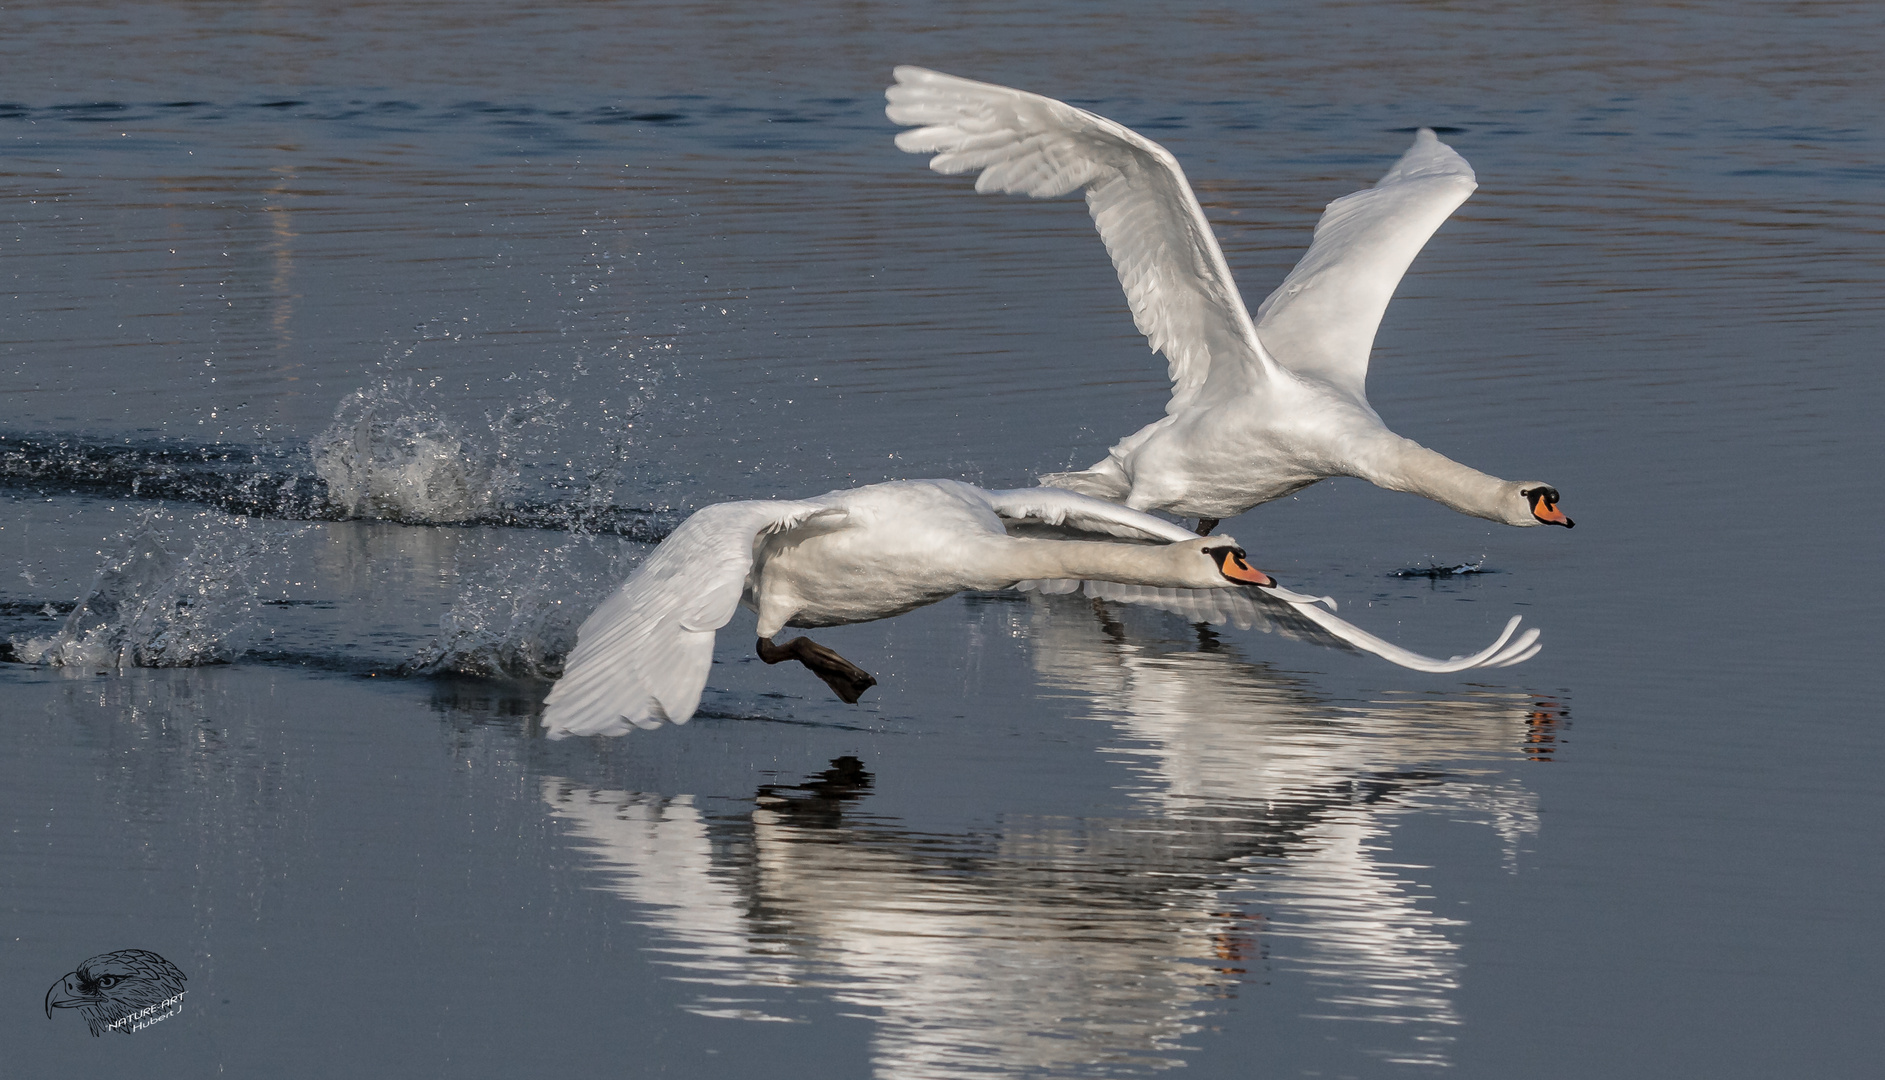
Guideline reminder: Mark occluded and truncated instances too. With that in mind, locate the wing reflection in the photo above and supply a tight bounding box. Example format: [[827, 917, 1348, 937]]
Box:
[[546, 771, 1242, 1071], [1029, 596, 1556, 1043], [1028, 595, 1551, 846], [544, 597, 1564, 1076]]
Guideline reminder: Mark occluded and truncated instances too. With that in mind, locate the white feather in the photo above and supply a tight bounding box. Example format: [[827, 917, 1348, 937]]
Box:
[[887, 65, 1276, 416], [542, 500, 842, 737], [981, 486, 1198, 543], [1026, 578, 1539, 674], [1254, 128, 1477, 400]]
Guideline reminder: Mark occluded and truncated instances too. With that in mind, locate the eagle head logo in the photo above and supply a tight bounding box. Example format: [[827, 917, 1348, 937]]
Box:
[[45, 949, 187, 1036]]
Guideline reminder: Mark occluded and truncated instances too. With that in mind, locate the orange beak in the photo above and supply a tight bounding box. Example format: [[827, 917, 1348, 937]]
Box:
[[1532, 498, 1573, 528], [1216, 548, 1276, 587]]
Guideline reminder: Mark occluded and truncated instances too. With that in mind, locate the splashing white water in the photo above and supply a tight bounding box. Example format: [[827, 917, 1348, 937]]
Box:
[[12, 510, 286, 670], [405, 533, 641, 680], [310, 382, 516, 524]]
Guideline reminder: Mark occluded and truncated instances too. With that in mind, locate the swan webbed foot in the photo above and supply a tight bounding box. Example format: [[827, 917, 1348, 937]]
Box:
[[1195, 517, 1219, 536], [755, 636, 878, 704]]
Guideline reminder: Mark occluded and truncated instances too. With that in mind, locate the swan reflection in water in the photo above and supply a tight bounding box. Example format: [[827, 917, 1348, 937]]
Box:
[[543, 595, 1565, 1076]]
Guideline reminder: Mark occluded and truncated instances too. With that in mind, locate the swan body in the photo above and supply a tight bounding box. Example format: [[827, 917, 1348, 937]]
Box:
[[885, 67, 1572, 531], [542, 480, 1541, 737]]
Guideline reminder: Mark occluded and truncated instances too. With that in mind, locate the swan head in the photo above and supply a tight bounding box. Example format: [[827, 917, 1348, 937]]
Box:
[[1519, 485, 1574, 528], [1196, 539, 1276, 588]]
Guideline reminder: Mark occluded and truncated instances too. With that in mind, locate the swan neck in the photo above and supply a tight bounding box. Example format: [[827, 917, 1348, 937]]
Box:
[[977, 538, 1202, 589], [1356, 436, 1515, 522]]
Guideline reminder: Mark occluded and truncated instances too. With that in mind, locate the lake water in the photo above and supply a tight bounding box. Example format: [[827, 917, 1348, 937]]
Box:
[[3, 2, 1880, 1076]]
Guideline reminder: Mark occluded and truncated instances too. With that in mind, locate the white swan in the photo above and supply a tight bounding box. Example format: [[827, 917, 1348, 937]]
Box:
[[886, 67, 1572, 535], [542, 480, 1540, 737]]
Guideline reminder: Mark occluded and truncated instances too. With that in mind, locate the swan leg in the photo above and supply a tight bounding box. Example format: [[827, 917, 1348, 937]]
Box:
[[755, 636, 878, 704], [1195, 517, 1219, 536]]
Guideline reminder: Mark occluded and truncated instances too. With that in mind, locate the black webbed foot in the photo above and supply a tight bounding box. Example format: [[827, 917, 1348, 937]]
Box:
[[755, 637, 878, 704], [1195, 517, 1219, 536]]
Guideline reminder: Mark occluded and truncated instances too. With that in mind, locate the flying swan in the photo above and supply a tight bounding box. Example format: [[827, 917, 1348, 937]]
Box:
[[542, 480, 1541, 737], [886, 66, 1572, 535]]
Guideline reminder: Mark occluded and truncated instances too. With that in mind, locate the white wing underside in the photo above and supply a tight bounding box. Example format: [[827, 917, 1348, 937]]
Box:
[[543, 500, 845, 738], [887, 65, 1273, 415], [887, 66, 1479, 408]]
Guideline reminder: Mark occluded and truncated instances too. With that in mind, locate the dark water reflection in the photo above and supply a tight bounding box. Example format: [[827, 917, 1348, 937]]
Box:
[[546, 598, 1561, 1074]]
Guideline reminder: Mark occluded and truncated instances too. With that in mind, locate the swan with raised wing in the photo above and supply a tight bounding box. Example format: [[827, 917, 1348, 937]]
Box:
[[886, 67, 1572, 535], [541, 480, 1539, 737]]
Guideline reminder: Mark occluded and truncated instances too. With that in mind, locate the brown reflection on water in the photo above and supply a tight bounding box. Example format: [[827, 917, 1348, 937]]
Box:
[[545, 597, 1560, 1075], [1524, 696, 1571, 762]]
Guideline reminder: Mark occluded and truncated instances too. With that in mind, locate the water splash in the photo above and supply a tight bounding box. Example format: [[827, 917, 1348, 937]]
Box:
[[404, 533, 640, 680], [1391, 559, 1488, 579], [0, 433, 327, 519], [310, 382, 516, 524], [11, 510, 289, 670], [0, 429, 680, 540]]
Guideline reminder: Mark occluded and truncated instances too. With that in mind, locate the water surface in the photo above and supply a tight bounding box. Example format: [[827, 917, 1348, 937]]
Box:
[[3, 2, 1880, 1077]]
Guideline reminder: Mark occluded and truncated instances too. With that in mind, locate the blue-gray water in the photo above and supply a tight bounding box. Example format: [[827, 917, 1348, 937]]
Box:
[[4, 2, 1880, 1076]]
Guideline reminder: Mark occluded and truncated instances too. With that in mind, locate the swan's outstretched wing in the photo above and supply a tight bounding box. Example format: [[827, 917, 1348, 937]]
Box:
[[1053, 580, 1540, 673], [887, 66, 1274, 414], [1253, 129, 1477, 401], [1267, 585, 1541, 671], [544, 500, 847, 737], [980, 486, 1199, 543], [977, 484, 1537, 670]]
